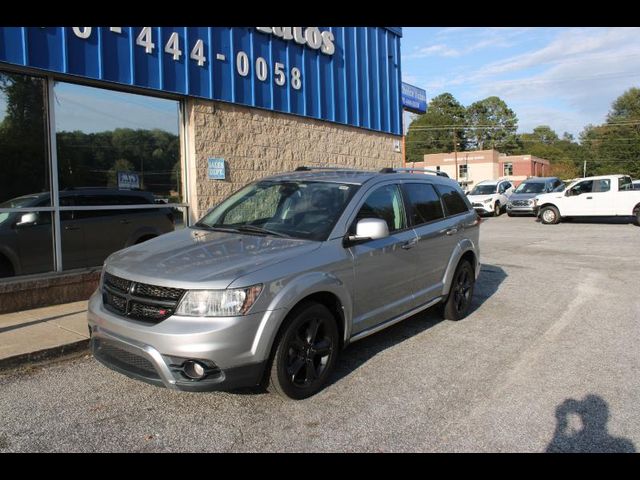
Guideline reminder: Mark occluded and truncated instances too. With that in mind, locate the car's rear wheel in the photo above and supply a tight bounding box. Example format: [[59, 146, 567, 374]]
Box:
[[441, 259, 475, 321], [540, 206, 560, 225], [633, 205, 640, 227], [494, 202, 500, 216], [267, 302, 339, 400]]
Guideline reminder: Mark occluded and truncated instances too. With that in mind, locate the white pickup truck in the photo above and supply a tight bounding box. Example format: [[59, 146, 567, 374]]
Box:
[[534, 174, 640, 225]]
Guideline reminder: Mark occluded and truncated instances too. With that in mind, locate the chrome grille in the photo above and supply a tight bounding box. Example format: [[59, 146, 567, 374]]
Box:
[[102, 272, 185, 323], [511, 200, 531, 207]]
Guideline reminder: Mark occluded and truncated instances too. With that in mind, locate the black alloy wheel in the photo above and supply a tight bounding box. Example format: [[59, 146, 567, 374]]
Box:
[[268, 302, 339, 399], [441, 259, 475, 321]]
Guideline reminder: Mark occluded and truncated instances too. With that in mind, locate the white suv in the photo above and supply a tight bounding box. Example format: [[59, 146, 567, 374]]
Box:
[[467, 179, 513, 216]]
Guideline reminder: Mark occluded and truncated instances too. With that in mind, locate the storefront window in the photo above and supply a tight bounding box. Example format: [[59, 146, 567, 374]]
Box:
[[53, 82, 183, 270], [53, 82, 182, 203], [0, 72, 50, 205]]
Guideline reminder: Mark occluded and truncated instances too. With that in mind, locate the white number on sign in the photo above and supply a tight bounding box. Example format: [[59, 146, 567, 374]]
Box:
[[291, 67, 302, 90], [236, 51, 249, 77], [164, 32, 182, 60], [256, 57, 268, 81], [274, 62, 286, 86], [72, 27, 92, 39], [190, 39, 206, 66], [136, 27, 155, 54]]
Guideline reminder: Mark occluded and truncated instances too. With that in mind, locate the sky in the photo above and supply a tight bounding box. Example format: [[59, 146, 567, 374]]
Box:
[[400, 27, 640, 139]]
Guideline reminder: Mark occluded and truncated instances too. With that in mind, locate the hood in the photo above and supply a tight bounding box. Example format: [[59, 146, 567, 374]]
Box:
[[104, 228, 322, 289], [467, 193, 497, 202], [509, 192, 538, 201]]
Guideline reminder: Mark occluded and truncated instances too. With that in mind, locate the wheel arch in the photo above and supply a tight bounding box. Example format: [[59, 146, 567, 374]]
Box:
[[442, 240, 479, 297]]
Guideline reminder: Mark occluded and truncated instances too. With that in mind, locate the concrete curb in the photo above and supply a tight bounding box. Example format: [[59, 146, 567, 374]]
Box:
[[0, 339, 90, 372]]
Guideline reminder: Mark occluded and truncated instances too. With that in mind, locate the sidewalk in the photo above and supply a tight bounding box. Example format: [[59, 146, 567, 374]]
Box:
[[0, 301, 90, 370]]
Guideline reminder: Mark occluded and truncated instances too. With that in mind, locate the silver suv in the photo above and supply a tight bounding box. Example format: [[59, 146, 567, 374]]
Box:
[[88, 168, 481, 399]]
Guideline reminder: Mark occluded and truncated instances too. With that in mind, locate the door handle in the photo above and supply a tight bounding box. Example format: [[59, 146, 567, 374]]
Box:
[[64, 225, 80, 231], [401, 239, 418, 250], [586, 196, 593, 199], [445, 228, 458, 236], [119, 219, 131, 224]]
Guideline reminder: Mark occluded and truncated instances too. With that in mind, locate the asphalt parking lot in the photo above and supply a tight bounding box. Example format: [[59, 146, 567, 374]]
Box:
[[1, 214, 639, 452]]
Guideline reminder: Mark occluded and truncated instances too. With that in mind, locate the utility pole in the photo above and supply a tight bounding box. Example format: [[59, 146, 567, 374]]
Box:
[[453, 128, 458, 181], [583, 160, 587, 178]]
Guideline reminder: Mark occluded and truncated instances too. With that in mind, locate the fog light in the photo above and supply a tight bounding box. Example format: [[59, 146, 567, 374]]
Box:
[[183, 360, 206, 379]]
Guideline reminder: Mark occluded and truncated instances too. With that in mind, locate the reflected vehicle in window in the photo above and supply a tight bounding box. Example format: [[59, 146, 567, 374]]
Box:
[[0, 189, 174, 278], [506, 177, 563, 217], [88, 168, 481, 400]]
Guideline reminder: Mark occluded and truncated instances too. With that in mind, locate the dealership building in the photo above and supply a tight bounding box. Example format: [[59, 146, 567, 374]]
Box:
[[0, 26, 405, 311]]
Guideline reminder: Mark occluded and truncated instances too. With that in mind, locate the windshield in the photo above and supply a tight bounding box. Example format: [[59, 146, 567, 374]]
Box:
[[196, 180, 360, 241], [514, 182, 546, 194], [553, 183, 566, 192], [469, 185, 497, 195], [0, 196, 42, 208]]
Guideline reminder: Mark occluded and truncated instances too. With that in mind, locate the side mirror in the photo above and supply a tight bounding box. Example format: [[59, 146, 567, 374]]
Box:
[[346, 218, 389, 246], [16, 212, 37, 227]]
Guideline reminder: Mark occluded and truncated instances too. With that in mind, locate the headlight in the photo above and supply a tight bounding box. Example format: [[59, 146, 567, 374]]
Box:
[[175, 285, 263, 317], [483, 198, 493, 204], [528, 199, 535, 205]]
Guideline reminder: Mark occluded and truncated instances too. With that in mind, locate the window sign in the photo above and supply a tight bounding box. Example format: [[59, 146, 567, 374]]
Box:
[[208, 158, 226, 180], [117, 171, 140, 190]]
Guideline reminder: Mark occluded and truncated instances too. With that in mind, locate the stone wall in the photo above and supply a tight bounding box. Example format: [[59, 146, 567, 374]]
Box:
[[186, 99, 403, 219]]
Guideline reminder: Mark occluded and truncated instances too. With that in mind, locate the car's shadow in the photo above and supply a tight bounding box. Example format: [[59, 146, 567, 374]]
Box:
[[324, 263, 507, 388]]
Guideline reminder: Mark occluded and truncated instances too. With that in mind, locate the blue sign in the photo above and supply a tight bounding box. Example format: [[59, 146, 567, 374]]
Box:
[[401, 82, 427, 114], [117, 171, 140, 189], [208, 158, 226, 180], [0, 27, 403, 135]]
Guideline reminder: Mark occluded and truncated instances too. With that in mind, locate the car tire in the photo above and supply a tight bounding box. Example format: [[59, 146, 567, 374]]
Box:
[[634, 205, 640, 227], [440, 259, 475, 321], [507, 212, 514, 217], [267, 302, 339, 400], [493, 202, 500, 217], [540, 206, 561, 225]]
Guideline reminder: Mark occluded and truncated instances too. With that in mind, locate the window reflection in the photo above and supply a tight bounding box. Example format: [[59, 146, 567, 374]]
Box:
[[0, 72, 50, 205], [54, 82, 182, 204]]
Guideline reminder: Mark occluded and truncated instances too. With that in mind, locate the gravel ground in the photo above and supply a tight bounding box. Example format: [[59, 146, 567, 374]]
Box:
[[1, 215, 639, 452]]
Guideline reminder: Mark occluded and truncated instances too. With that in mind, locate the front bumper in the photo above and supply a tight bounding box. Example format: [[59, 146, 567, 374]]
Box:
[[87, 290, 279, 391], [472, 203, 494, 215], [506, 204, 536, 214]]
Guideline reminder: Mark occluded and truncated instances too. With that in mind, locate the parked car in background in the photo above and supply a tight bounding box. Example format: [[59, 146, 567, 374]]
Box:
[[467, 179, 514, 216], [534, 175, 640, 225], [632, 180, 640, 190], [89, 167, 481, 399], [506, 177, 564, 216], [0, 188, 175, 278]]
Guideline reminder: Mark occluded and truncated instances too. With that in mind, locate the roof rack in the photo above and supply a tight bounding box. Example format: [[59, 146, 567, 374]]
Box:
[[379, 167, 450, 178], [295, 166, 362, 172]]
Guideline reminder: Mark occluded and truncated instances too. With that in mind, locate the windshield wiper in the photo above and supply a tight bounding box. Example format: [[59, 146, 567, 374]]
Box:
[[233, 225, 291, 238], [193, 222, 238, 233]]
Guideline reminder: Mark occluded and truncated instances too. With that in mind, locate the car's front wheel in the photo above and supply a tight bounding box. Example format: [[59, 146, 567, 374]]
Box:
[[267, 302, 339, 400], [540, 205, 561, 225], [493, 201, 501, 217]]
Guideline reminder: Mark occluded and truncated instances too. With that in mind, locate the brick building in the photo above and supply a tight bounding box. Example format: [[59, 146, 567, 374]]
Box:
[[411, 149, 551, 189]]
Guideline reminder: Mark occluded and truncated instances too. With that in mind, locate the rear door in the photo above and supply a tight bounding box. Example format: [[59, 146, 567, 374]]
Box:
[[348, 183, 419, 334], [401, 182, 451, 304]]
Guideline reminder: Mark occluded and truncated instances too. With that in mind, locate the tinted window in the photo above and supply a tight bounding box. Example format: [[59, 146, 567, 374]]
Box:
[[470, 184, 496, 195], [619, 176, 633, 191], [572, 180, 593, 194], [354, 184, 406, 233], [403, 183, 444, 226], [436, 184, 469, 216], [514, 182, 546, 194], [596, 180, 610, 192]]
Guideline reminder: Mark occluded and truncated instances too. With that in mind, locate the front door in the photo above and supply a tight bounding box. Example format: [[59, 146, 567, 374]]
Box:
[[348, 183, 419, 335]]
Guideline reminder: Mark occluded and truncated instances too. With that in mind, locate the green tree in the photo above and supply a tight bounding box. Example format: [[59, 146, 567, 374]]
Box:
[[579, 88, 640, 178], [405, 93, 468, 163], [466, 96, 518, 152]]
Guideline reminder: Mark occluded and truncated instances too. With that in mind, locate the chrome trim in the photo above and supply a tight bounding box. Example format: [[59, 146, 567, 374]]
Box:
[[349, 297, 442, 343]]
